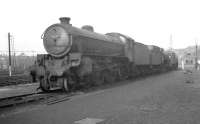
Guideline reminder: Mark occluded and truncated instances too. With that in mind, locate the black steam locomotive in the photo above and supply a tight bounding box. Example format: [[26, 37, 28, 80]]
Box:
[[34, 17, 178, 92]]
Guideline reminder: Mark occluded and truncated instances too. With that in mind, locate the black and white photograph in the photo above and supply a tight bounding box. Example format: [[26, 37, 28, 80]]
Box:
[[0, 0, 200, 124]]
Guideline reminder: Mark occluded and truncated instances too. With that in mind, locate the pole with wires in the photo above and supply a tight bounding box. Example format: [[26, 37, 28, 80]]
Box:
[[8, 32, 12, 76], [169, 34, 173, 51], [195, 40, 198, 70]]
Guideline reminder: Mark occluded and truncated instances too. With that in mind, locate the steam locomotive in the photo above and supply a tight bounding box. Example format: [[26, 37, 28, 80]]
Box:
[[34, 17, 178, 92]]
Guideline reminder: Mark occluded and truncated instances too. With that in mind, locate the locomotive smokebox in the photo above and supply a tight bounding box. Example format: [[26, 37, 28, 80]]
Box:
[[59, 17, 71, 24]]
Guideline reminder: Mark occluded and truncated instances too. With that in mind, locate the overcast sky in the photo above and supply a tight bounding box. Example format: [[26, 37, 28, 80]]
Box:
[[0, 0, 200, 53]]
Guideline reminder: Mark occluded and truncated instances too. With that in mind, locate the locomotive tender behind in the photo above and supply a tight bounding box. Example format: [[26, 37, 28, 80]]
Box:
[[36, 17, 178, 92]]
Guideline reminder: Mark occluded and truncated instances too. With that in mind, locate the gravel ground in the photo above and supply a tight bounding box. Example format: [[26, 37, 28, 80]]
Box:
[[105, 70, 200, 124]]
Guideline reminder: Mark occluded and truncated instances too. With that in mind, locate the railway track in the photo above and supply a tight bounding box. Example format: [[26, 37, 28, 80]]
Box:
[[0, 93, 46, 108], [0, 91, 81, 108], [0, 75, 32, 87]]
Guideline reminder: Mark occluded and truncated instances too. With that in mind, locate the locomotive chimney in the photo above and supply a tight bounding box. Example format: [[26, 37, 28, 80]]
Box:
[[59, 17, 71, 24]]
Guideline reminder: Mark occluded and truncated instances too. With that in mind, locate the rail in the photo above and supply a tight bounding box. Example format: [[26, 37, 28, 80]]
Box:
[[0, 91, 80, 108]]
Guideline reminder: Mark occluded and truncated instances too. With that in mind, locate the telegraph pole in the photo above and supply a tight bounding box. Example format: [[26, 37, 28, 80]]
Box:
[[169, 34, 173, 51], [195, 40, 198, 70], [11, 35, 16, 71], [8, 32, 12, 76]]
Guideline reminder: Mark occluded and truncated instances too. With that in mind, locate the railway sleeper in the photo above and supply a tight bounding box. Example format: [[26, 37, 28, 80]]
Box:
[[0, 94, 50, 108]]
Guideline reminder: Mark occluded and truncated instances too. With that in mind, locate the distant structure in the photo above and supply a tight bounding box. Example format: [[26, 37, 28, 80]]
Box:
[[0, 57, 7, 70], [181, 52, 199, 70]]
